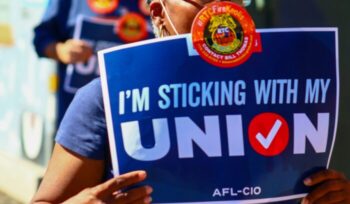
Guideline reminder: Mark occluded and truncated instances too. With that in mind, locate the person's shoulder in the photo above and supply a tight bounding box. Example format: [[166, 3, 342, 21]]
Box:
[[66, 78, 104, 115], [56, 78, 107, 160], [75, 78, 103, 103], [78, 78, 102, 95]]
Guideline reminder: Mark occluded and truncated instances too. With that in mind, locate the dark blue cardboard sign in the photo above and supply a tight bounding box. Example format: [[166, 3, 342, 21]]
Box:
[[98, 28, 339, 203]]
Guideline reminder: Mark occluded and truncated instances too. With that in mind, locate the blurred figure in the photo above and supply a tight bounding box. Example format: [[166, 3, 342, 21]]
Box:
[[33, 0, 152, 126], [34, 0, 93, 126]]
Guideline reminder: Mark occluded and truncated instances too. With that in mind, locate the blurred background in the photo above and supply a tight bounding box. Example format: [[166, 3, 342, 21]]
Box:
[[0, 0, 349, 203]]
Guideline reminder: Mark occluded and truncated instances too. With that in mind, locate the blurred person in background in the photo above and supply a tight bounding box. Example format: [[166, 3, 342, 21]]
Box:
[[31, 0, 350, 203], [33, 0, 152, 126]]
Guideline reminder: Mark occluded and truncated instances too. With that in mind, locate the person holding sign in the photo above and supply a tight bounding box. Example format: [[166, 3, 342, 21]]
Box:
[[33, 0, 94, 126], [31, 0, 350, 203], [33, 0, 153, 126]]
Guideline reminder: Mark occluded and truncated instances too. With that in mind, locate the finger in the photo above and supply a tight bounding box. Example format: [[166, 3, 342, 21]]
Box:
[[81, 46, 93, 61], [303, 179, 347, 203], [71, 40, 92, 50], [93, 171, 147, 197], [80, 42, 93, 51], [312, 191, 346, 204], [304, 170, 346, 186], [124, 196, 152, 204], [68, 49, 92, 63], [68, 39, 87, 46], [66, 51, 81, 63], [69, 45, 84, 54], [70, 46, 93, 62], [66, 40, 90, 54], [64, 39, 75, 45], [114, 186, 153, 204]]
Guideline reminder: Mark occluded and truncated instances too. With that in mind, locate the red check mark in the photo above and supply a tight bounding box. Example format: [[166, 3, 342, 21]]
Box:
[[256, 119, 282, 149], [248, 113, 289, 156]]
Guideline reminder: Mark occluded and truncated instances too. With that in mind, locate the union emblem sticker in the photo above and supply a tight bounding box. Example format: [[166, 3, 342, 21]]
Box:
[[191, 2, 261, 68], [116, 13, 148, 43], [87, 0, 119, 15]]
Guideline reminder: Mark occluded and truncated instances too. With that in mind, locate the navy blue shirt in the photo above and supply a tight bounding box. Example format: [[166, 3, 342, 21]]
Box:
[[33, 0, 102, 125], [33, 0, 153, 125], [34, 0, 142, 58]]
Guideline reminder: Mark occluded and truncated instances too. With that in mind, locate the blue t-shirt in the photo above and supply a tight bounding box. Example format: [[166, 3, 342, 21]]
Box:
[[55, 78, 113, 179]]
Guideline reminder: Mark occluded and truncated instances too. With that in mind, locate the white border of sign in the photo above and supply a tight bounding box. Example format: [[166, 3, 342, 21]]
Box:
[[98, 28, 339, 204]]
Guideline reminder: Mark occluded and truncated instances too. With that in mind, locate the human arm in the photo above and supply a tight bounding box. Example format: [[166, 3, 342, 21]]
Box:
[[302, 169, 350, 204], [33, 0, 92, 64], [31, 144, 152, 204], [30, 79, 153, 203]]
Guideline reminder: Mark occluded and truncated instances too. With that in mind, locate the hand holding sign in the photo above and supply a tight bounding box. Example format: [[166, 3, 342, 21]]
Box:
[[56, 39, 93, 64], [302, 170, 350, 204], [63, 171, 153, 204]]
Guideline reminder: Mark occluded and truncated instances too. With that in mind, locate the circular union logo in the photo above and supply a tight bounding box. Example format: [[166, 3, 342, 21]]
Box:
[[192, 2, 257, 68], [117, 13, 148, 43], [87, 0, 119, 15]]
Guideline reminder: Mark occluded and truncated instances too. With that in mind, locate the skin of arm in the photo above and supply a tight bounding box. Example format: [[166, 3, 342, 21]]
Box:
[[31, 144, 152, 204]]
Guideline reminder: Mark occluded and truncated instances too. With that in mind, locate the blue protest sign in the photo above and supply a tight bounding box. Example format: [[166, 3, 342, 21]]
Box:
[[64, 15, 154, 93], [98, 28, 339, 203], [64, 15, 121, 93]]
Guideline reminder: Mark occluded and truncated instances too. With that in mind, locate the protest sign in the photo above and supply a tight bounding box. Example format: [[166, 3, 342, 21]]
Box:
[[99, 28, 338, 203], [64, 15, 122, 94]]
